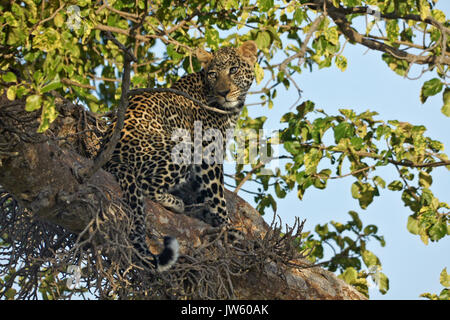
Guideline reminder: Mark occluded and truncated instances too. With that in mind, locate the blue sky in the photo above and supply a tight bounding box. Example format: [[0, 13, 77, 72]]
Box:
[[227, 3, 450, 299]]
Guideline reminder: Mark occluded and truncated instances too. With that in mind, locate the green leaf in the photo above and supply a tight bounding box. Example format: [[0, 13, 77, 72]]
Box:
[[440, 268, 450, 288], [335, 55, 347, 72], [4, 288, 16, 300], [37, 99, 58, 132], [3, 12, 19, 27], [41, 78, 62, 94], [172, 6, 187, 19], [325, 27, 339, 45], [351, 182, 377, 209], [54, 12, 64, 28], [167, 44, 184, 61], [293, 8, 306, 24], [255, 31, 271, 49], [341, 267, 357, 284], [363, 224, 378, 235], [407, 215, 420, 235], [6, 86, 16, 101], [283, 141, 296, 155], [32, 27, 61, 52], [382, 53, 409, 76], [255, 62, 264, 85], [387, 180, 403, 191], [334, 122, 354, 143], [350, 136, 363, 150], [385, 20, 399, 42], [205, 28, 220, 49], [419, 0, 431, 20], [2, 72, 17, 83], [348, 210, 362, 230], [25, 94, 42, 111], [304, 148, 321, 175], [377, 272, 389, 295], [441, 87, 450, 117], [331, 221, 346, 233], [259, 0, 274, 12], [420, 233, 429, 245], [420, 78, 444, 103], [274, 183, 286, 198], [418, 171, 433, 188], [373, 176, 386, 189], [315, 223, 329, 237], [429, 221, 447, 242], [431, 9, 446, 23], [439, 289, 450, 300], [79, 0, 93, 7], [351, 182, 360, 199], [343, 0, 361, 6], [420, 292, 437, 300], [362, 250, 380, 267]]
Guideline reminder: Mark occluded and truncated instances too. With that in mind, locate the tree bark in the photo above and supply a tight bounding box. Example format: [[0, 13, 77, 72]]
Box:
[[0, 94, 366, 300]]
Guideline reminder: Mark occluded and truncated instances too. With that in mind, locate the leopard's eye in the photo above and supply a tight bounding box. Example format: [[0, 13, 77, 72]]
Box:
[[229, 66, 238, 74], [208, 71, 217, 78]]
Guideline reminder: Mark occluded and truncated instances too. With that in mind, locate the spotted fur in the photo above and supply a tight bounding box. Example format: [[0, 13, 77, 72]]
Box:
[[102, 41, 258, 271]]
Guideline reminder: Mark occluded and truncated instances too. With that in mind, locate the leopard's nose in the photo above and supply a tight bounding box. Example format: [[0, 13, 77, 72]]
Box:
[[217, 89, 230, 98]]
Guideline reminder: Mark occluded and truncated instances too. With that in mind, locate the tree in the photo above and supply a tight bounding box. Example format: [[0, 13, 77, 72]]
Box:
[[0, 0, 448, 299]]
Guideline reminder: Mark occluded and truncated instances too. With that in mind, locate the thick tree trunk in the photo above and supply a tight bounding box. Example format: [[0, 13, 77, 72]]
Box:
[[0, 94, 366, 300]]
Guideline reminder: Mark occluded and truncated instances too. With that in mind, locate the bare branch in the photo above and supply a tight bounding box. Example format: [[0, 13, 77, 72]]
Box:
[[61, 78, 96, 91], [279, 15, 325, 72], [233, 161, 266, 195], [316, 0, 450, 66], [278, 15, 325, 109], [78, 31, 135, 182]]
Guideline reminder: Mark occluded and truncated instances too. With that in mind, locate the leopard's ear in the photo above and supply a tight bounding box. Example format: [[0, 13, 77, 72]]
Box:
[[196, 47, 213, 69], [237, 40, 258, 65]]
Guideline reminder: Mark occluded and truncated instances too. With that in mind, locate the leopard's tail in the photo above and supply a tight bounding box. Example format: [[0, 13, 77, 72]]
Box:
[[153, 236, 180, 272], [131, 235, 179, 272]]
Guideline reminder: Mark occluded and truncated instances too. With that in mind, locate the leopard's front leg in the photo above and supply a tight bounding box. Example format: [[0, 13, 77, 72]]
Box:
[[190, 162, 230, 227]]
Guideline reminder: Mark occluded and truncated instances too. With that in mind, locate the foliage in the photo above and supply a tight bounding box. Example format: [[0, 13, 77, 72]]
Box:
[[300, 210, 388, 297], [421, 268, 450, 300], [0, 0, 449, 299]]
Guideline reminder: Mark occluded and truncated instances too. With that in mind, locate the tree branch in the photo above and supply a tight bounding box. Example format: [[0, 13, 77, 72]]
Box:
[[296, 142, 450, 169], [0, 94, 366, 300], [279, 15, 325, 72], [306, 0, 450, 66], [78, 30, 136, 182]]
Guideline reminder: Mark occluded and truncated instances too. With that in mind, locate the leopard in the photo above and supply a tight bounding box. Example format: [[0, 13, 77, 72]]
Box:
[[102, 40, 258, 272]]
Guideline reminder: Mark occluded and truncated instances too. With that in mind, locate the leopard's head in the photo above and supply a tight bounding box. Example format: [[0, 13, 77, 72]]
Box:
[[196, 41, 257, 111]]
